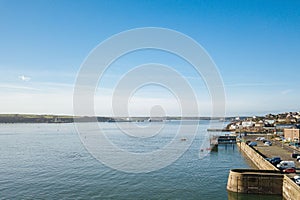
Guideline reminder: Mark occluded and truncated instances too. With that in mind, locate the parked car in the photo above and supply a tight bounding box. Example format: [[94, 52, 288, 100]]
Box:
[[289, 142, 300, 147], [265, 158, 271, 162], [249, 142, 257, 147], [297, 155, 300, 162], [259, 137, 266, 141], [256, 137, 261, 141], [277, 161, 296, 170], [264, 141, 272, 146], [268, 157, 282, 165], [291, 153, 300, 158], [294, 176, 300, 185], [282, 168, 296, 173]]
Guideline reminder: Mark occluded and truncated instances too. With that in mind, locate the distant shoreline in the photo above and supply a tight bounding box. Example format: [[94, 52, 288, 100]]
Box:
[[0, 114, 235, 124]]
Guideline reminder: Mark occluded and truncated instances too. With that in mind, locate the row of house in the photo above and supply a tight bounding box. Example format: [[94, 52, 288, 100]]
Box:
[[266, 112, 300, 124], [227, 112, 300, 134], [228, 117, 272, 131]]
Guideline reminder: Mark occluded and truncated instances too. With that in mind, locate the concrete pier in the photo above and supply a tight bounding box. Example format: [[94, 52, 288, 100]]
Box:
[[227, 169, 283, 195], [236, 142, 278, 170], [228, 141, 300, 199], [283, 175, 300, 200]]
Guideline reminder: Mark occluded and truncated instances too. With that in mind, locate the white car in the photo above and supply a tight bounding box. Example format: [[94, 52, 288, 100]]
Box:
[[264, 141, 272, 146], [277, 161, 296, 170], [259, 137, 266, 141], [294, 176, 300, 185], [297, 155, 300, 162]]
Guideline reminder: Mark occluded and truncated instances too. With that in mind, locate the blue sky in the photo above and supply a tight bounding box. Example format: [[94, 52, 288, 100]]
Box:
[[0, 0, 299, 116]]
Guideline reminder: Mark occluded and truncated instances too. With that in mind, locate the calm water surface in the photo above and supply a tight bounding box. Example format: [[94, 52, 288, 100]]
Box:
[[0, 121, 282, 199]]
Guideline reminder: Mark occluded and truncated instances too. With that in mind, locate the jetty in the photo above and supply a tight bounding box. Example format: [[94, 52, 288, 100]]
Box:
[[227, 138, 300, 199], [217, 136, 236, 144], [209, 135, 237, 152], [210, 135, 237, 146]]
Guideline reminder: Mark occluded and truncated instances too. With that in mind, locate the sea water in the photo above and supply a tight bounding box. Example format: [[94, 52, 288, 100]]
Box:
[[0, 121, 282, 199]]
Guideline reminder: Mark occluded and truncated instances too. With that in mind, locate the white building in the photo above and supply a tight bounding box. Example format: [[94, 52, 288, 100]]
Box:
[[241, 121, 254, 128]]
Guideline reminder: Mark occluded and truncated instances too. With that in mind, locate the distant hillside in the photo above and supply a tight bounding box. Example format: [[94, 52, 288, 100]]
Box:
[[0, 114, 111, 123], [0, 114, 236, 123]]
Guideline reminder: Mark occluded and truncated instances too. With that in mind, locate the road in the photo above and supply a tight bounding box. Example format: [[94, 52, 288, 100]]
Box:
[[244, 134, 300, 174]]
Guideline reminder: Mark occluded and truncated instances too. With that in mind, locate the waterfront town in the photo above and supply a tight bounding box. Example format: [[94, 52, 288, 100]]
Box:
[[224, 112, 300, 199], [227, 111, 300, 135]]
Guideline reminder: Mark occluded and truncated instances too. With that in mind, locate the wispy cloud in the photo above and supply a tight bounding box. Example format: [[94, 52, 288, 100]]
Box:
[[224, 82, 284, 88], [0, 81, 75, 95], [0, 84, 40, 91], [18, 75, 31, 81], [281, 89, 293, 95]]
